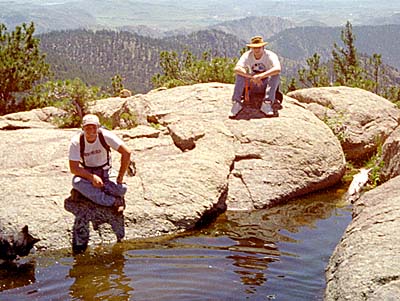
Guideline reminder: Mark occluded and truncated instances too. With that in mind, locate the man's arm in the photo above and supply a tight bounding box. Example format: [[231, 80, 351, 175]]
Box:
[[234, 62, 281, 86], [254, 51, 282, 81], [116, 144, 131, 184], [253, 65, 281, 81], [69, 160, 104, 188], [233, 65, 253, 78]]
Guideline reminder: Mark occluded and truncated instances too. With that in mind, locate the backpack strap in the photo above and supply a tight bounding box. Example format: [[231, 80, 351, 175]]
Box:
[[98, 129, 111, 153], [79, 129, 111, 168], [79, 133, 86, 168], [98, 129, 111, 167]]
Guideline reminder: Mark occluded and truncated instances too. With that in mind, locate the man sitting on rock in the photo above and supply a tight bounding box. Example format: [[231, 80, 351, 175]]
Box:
[[229, 35, 281, 118], [68, 114, 131, 213]]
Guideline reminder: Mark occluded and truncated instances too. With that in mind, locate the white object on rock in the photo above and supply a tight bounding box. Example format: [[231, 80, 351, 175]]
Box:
[[346, 168, 372, 203]]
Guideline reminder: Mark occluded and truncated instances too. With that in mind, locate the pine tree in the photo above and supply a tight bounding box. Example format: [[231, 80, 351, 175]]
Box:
[[369, 53, 383, 95], [331, 21, 364, 87], [152, 50, 236, 89], [111, 74, 124, 97], [24, 78, 102, 127], [0, 22, 50, 115], [298, 53, 330, 88]]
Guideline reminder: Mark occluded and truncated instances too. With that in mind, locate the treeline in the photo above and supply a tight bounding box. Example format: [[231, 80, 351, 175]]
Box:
[[287, 22, 400, 102], [0, 22, 243, 127], [38, 24, 400, 95], [269, 24, 400, 70], [39, 29, 244, 93], [1, 21, 399, 127], [39, 29, 172, 93]]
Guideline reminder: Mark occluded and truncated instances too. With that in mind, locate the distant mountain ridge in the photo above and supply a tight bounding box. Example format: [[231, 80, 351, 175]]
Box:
[[209, 16, 297, 42], [38, 21, 400, 93], [269, 24, 400, 70], [2, 0, 400, 34]]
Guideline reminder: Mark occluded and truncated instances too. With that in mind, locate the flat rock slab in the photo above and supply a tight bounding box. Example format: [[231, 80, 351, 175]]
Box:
[[0, 83, 346, 251]]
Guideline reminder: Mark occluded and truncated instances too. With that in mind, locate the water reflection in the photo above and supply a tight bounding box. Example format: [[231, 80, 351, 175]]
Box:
[[193, 186, 350, 299], [0, 186, 351, 301], [68, 244, 132, 300], [0, 260, 36, 292]]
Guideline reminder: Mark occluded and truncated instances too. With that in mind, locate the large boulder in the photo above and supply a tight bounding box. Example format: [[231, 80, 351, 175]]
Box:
[[0, 106, 65, 130], [225, 96, 345, 210], [325, 175, 400, 300], [89, 95, 149, 128], [288, 86, 400, 161], [0, 83, 345, 251]]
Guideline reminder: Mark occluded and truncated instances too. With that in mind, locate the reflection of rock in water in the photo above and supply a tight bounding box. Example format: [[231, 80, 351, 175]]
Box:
[[0, 261, 36, 291], [205, 186, 347, 293]]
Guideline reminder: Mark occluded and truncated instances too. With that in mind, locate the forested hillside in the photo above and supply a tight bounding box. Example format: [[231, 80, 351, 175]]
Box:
[[269, 24, 400, 70], [39, 29, 177, 92], [38, 23, 400, 93], [39, 29, 245, 92], [209, 16, 297, 42]]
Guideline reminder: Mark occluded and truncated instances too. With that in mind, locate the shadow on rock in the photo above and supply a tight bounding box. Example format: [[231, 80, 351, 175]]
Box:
[[64, 196, 125, 255], [231, 95, 283, 120], [233, 107, 269, 120]]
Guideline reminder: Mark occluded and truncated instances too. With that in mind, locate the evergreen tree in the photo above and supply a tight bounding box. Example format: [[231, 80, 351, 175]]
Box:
[[286, 77, 298, 92], [369, 53, 383, 95], [152, 50, 237, 89], [24, 78, 102, 127], [111, 74, 124, 96], [298, 53, 330, 88], [0, 22, 50, 115], [331, 21, 364, 87]]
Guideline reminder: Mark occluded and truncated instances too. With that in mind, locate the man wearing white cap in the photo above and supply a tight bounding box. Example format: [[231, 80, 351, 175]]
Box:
[[68, 114, 131, 213], [229, 35, 281, 118]]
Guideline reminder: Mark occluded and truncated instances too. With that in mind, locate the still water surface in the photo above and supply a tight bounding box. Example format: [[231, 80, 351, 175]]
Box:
[[0, 187, 351, 301]]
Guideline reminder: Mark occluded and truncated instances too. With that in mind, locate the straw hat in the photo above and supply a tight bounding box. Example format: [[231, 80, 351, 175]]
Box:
[[246, 36, 268, 48]]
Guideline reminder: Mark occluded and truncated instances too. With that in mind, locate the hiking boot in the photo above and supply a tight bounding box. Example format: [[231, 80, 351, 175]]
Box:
[[273, 99, 283, 111], [114, 196, 126, 214], [70, 189, 84, 202], [229, 101, 243, 118], [260, 100, 274, 117]]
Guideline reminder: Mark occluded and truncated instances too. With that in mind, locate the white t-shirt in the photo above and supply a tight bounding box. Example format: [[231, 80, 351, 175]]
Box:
[[236, 49, 281, 74], [69, 128, 123, 167]]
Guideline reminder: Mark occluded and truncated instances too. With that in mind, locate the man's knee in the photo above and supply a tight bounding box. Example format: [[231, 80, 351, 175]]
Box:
[[72, 176, 82, 188], [104, 181, 127, 197]]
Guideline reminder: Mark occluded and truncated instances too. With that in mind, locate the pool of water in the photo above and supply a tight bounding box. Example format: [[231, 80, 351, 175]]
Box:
[[0, 187, 351, 301]]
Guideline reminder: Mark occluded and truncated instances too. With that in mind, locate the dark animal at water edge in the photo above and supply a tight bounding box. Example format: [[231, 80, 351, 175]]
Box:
[[0, 225, 40, 261]]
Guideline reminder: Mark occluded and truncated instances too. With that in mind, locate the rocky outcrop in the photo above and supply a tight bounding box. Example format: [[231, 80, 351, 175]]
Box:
[[0, 83, 368, 252], [0, 106, 65, 130], [288, 86, 400, 161], [325, 175, 400, 300]]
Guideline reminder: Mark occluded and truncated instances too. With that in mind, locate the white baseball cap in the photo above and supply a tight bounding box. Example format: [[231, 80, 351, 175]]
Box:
[[82, 114, 100, 126]]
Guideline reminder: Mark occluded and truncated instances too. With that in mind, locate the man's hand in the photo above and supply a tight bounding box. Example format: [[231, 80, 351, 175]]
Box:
[[251, 76, 263, 87], [91, 174, 104, 188], [116, 175, 124, 184], [117, 144, 131, 185]]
